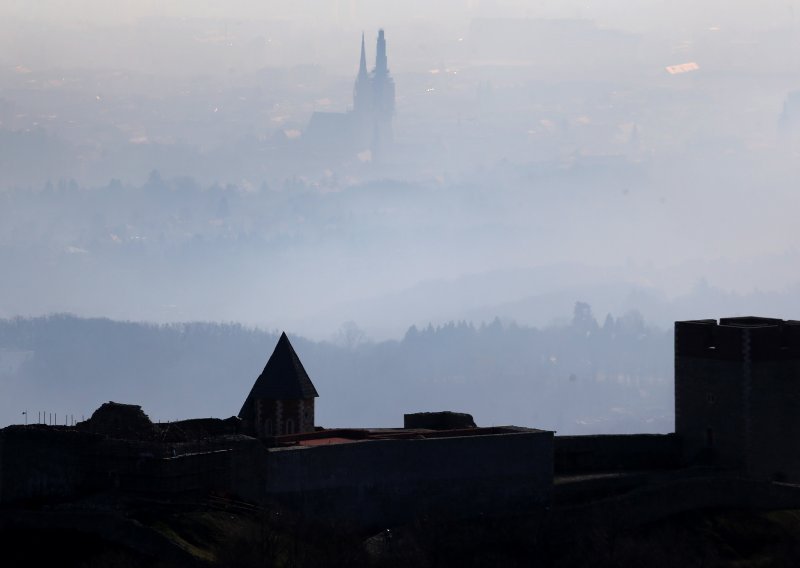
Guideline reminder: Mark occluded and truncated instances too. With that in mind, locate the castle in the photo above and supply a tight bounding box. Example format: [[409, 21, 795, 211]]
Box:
[[303, 30, 396, 159], [3, 316, 800, 532]]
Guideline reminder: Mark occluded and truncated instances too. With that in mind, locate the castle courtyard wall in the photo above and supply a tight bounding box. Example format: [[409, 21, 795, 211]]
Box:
[[262, 430, 553, 528], [1, 427, 553, 529], [0, 427, 94, 504], [554, 434, 680, 474], [0, 427, 265, 504]]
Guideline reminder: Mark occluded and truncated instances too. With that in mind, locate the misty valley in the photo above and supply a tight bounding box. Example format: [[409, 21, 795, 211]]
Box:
[[4, 2, 800, 565]]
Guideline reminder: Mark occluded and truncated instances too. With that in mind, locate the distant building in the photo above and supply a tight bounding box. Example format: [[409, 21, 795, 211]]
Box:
[[304, 30, 395, 159], [675, 317, 800, 481], [239, 332, 319, 437]]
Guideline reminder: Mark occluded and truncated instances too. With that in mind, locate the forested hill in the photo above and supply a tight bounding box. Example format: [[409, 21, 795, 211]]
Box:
[[0, 306, 673, 434]]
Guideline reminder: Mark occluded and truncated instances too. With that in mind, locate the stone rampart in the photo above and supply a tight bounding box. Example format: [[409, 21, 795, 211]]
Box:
[[0, 426, 98, 504], [550, 474, 800, 541], [263, 430, 553, 529], [554, 433, 680, 474], [0, 426, 261, 504]]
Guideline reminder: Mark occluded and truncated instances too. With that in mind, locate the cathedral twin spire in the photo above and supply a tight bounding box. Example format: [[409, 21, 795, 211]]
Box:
[[374, 30, 388, 77], [359, 32, 368, 78], [353, 30, 395, 120]]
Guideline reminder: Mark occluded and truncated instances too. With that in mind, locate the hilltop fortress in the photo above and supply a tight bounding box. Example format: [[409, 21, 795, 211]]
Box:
[[3, 317, 800, 533]]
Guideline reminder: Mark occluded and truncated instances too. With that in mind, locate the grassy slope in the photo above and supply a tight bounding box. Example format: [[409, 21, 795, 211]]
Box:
[[5, 507, 800, 567]]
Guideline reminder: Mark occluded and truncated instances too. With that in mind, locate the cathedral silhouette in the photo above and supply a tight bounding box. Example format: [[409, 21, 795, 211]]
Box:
[[304, 30, 395, 160]]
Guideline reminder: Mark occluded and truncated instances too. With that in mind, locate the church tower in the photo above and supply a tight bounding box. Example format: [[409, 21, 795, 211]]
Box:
[[353, 33, 372, 115], [371, 30, 395, 117], [374, 28, 388, 77], [239, 332, 319, 438], [370, 29, 395, 154]]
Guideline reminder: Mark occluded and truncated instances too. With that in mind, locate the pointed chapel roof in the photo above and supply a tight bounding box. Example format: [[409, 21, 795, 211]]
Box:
[[238, 332, 319, 420]]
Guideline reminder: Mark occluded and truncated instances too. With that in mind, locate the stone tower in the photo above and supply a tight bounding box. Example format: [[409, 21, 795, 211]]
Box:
[[675, 317, 800, 481], [239, 332, 319, 438]]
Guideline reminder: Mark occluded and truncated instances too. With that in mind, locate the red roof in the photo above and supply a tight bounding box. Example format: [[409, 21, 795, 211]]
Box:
[[297, 437, 359, 446], [274, 425, 542, 448]]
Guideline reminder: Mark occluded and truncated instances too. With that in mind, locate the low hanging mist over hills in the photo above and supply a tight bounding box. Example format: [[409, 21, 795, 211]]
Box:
[[0, 308, 671, 434], [1, 175, 799, 342]]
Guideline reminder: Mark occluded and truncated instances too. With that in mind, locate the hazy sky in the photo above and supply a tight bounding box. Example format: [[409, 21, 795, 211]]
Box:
[[2, 1, 798, 31]]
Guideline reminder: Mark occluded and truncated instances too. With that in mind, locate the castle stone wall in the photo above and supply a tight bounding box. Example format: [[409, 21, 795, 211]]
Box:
[[0, 427, 266, 504], [554, 434, 680, 474], [0, 427, 95, 504], [0, 432, 4, 502], [263, 431, 553, 529], [551, 475, 800, 540]]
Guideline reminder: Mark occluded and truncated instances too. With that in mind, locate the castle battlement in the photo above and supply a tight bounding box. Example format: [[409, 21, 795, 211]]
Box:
[[676, 317, 800, 360]]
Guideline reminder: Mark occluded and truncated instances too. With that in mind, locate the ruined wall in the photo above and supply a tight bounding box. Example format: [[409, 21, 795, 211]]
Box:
[[0, 427, 261, 504], [404, 411, 476, 430], [82, 435, 262, 496], [158, 417, 241, 442], [263, 431, 553, 529], [228, 437, 269, 503], [0, 427, 98, 504], [3, 426, 553, 528], [551, 474, 800, 540], [554, 434, 680, 474]]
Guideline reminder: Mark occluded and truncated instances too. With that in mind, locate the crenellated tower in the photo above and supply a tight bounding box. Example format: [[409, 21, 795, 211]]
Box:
[[675, 316, 800, 481]]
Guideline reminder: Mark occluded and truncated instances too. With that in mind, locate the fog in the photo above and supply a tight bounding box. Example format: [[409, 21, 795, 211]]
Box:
[[1, 2, 799, 428]]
